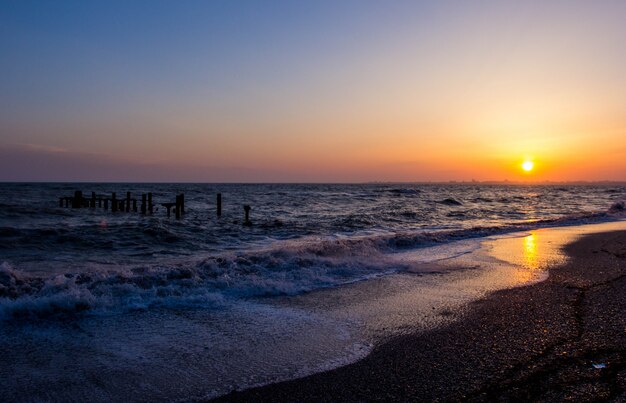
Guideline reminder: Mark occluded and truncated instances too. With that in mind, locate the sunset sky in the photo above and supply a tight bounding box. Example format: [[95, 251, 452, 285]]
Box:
[[1, 0, 625, 182]]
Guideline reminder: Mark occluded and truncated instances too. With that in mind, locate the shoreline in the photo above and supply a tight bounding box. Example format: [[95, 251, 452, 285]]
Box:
[[216, 229, 626, 401]]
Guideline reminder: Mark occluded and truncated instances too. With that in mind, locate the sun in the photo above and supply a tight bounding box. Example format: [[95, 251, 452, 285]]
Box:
[[522, 160, 534, 172]]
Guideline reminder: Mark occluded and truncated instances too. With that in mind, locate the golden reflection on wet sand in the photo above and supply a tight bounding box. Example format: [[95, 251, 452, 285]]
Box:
[[485, 229, 562, 286], [485, 221, 626, 287], [523, 233, 537, 266], [517, 233, 539, 283], [286, 221, 626, 348]]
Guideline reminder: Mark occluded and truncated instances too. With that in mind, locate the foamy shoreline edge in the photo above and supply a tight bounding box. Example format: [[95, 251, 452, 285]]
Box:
[[213, 224, 626, 401]]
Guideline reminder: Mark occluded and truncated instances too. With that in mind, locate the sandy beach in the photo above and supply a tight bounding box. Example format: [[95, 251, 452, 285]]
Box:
[[217, 228, 626, 401]]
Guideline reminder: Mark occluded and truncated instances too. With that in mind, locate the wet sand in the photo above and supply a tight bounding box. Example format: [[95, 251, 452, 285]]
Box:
[[216, 229, 626, 401]]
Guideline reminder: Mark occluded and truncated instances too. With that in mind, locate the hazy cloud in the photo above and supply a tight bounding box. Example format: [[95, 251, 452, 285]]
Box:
[[0, 144, 279, 182]]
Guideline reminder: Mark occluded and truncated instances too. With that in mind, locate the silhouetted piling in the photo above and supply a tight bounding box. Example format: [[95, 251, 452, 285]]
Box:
[[175, 195, 182, 219], [57, 189, 218, 221], [162, 202, 175, 218], [72, 191, 82, 208], [243, 205, 251, 226]]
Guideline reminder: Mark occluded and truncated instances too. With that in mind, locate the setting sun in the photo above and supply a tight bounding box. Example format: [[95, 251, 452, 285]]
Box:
[[522, 161, 535, 172]]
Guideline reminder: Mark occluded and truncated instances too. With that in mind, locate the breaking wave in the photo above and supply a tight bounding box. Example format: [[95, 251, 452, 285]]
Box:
[[1, 201, 623, 321]]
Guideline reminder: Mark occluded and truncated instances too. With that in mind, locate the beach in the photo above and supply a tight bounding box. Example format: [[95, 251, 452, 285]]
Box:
[[218, 228, 626, 401]]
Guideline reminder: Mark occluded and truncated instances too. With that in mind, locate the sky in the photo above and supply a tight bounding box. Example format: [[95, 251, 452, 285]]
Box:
[[1, 0, 625, 182]]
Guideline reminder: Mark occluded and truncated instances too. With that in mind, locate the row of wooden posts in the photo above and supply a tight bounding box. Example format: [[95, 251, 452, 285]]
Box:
[[59, 191, 236, 221]]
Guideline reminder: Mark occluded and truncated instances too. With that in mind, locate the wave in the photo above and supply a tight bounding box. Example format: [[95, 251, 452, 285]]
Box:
[[1, 201, 624, 321], [386, 188, 420, 195], [472, 197, 493, 203], [0, 242, 403, 321], [609, 200, 625, 213], [437, 198, 463, 206]]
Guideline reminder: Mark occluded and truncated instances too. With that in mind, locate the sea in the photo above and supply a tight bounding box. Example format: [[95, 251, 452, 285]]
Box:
[[1, 183, 625, 401]]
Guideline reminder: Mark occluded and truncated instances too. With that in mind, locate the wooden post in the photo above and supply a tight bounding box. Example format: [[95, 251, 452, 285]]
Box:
[[180, 193, 185, 214], [175, 195, 181, 219], [91, 192, 96, 208], [64, 198, 69, 208], [141, 194, 146, 214], [72, 191, 82, 208], [148, 193, 153, 214], [126, 192, 131, 212], [217, 193, 222, 216], [98, 197, 102, 208], [162, 203, 174, 218], [243, 205, 251, 226], [112, 192, 117, 212]]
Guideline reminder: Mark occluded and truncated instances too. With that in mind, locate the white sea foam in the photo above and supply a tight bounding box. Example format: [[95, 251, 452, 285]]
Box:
[[2, 217, 625, 401], [1, 200, 624, 321]]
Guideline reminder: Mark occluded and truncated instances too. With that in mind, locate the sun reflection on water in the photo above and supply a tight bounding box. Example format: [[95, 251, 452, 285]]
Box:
[[457, 222, 626, 294], [523, 233, 538, 269], [510, 232, 540, 283]]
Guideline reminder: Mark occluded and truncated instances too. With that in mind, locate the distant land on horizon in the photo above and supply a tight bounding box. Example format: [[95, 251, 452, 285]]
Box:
[[2, 180, 625, 186]]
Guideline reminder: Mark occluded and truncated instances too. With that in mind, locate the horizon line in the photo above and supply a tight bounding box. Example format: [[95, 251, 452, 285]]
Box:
[[1, 180, 625, 185]]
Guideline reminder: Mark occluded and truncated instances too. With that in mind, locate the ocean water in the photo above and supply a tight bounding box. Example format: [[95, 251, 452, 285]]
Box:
[[1, 183, 624, 316], [1, 183, 625, 400]]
